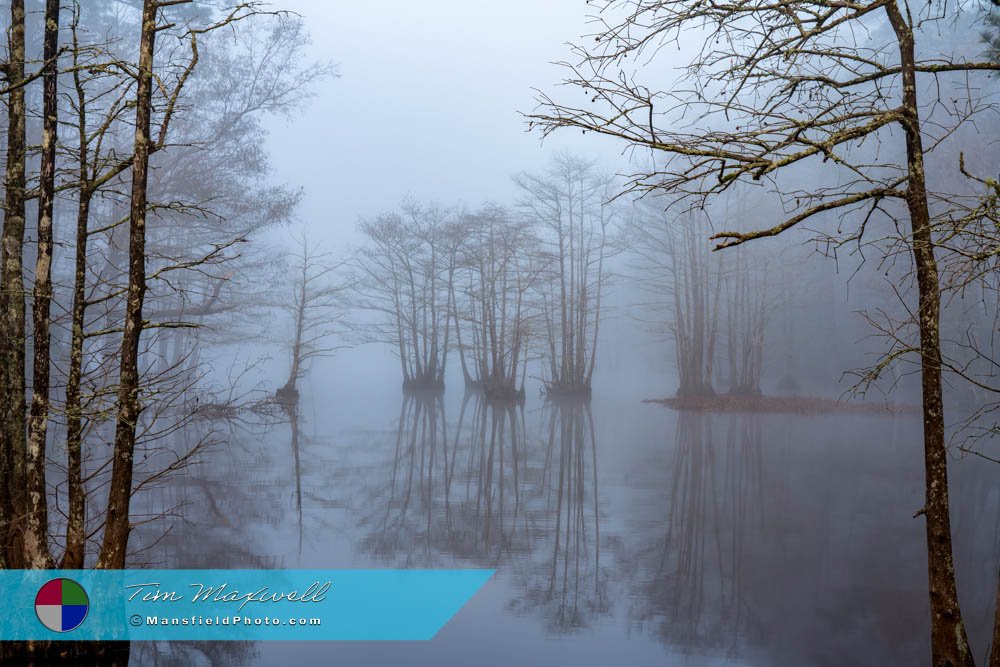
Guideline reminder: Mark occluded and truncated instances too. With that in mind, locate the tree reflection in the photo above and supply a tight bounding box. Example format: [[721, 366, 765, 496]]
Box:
[[512, 397, 608, 633], [361, 389, 535, 565], [283, 402, 305, 556], [628, 411, 764, 657], [116, 395, 1000, 665], [361, 391, 610, 634]]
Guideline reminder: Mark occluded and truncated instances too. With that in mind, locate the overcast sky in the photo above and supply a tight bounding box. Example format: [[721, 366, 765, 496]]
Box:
[[215, 1, 901, 401], [262, 0, 629, 246], [249, 1, 660, 394]]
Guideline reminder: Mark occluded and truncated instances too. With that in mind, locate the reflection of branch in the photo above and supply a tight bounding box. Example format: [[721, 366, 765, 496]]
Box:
[[133, 439, 207, 496], [632, 412, 763, 653], [529, 399, 606, 631]]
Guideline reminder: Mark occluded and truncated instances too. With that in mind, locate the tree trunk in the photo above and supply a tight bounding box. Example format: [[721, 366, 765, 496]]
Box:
[[62, 10, 94, 570], [63, 189, 93, 569], [0, 0, 28, 569], [97, 0, 158, 570], [886, 4, 974, 666], [24, 0, 61, 571], [62, 195, 91, 571], [279, 254, 307, 399]]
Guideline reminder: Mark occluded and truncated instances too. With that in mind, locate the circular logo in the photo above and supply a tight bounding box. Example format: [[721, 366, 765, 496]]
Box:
[[35, 578, 89, 633]]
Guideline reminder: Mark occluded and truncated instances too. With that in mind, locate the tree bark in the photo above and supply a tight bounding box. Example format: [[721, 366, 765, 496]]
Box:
[[62, 190, 91, 571], [63, 46, 94, 567], [886, 4, 974, 666], [24, 0, 61, 571], [0, 0, 28, 570], [97, 0, 158, 570]]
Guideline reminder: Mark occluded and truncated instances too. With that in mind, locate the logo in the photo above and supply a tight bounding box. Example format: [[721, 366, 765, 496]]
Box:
[[35, 578, 89, 633]]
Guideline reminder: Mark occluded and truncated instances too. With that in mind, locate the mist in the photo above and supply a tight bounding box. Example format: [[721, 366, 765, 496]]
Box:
[[0, 1, 998, 666]]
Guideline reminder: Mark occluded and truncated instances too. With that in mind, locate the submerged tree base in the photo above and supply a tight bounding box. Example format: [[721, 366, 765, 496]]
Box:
[[275, 383, 300, 406], [464, 380, 526, 404], [675, 384, 716, 398], [544, 383, 592, 400], [645, 393, 917, 415], [402, 377, 445, 394]]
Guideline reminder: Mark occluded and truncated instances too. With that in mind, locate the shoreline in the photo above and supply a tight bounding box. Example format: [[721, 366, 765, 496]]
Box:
[[643, 394, 919, 415]]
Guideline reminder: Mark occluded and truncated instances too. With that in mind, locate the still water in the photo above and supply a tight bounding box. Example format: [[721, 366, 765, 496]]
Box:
[[131, 385, 1000, 666]]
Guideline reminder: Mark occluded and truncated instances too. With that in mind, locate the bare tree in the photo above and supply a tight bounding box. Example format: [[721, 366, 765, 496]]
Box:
[[357, 202, 457, 391], [515, 155, 615, 398], [43, 1, 322, 572], [629, 201, 722, 397], [452, 204, 541, 400], [529, 1, 1000, 663], [629, 193, 775, 399], [0, 1, 326, 659], [0, 0, 28, 570], [140, 11, 333, 368], [61, 0, 126, 571], [724, 248, 770, 397], [97, 0, 269, 570], [23, 0, 61, 570], [97, 0, 163, 571], [275, 233, 352, 402]]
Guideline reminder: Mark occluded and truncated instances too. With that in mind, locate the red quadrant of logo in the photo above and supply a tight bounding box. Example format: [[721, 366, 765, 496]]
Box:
[[35, 579, 62, 606]]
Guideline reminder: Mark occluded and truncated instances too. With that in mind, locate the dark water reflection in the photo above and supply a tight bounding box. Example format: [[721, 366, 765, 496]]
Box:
[[626, 412, 763, 658], [129, 389, 1000, 666], [357, 392, 608, 632]]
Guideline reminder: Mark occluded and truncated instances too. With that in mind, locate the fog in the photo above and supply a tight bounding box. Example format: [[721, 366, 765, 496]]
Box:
[[249, 0, 640, 397], [267, 1, 619, 231], [0, 1, 998, 665], [248, 2, 934, 404]]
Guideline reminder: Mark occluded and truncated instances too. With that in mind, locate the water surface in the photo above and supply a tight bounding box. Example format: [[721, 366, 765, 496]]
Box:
[[131, 386, 1000, 666]]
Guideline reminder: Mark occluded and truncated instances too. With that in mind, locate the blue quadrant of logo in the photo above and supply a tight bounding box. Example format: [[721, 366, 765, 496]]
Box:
[[61, 605, 88, 631]]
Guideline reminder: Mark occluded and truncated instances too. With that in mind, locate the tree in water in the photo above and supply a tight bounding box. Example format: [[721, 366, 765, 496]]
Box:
[[275, 233, 352, 403], [515, 155, 616, 398], [358, 202, 457, 391], [723, 246, 770, 397], [629, 191, 771, 399], [628, 202, 722, 397], [452, 204, 541, 400]]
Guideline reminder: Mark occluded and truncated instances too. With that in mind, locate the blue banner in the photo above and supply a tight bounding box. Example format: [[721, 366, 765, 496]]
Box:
[[0, 569, 494, 640]]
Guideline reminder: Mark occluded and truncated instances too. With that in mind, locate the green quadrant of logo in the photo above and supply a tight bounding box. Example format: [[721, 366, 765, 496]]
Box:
[[60, 579, 87, 605]]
